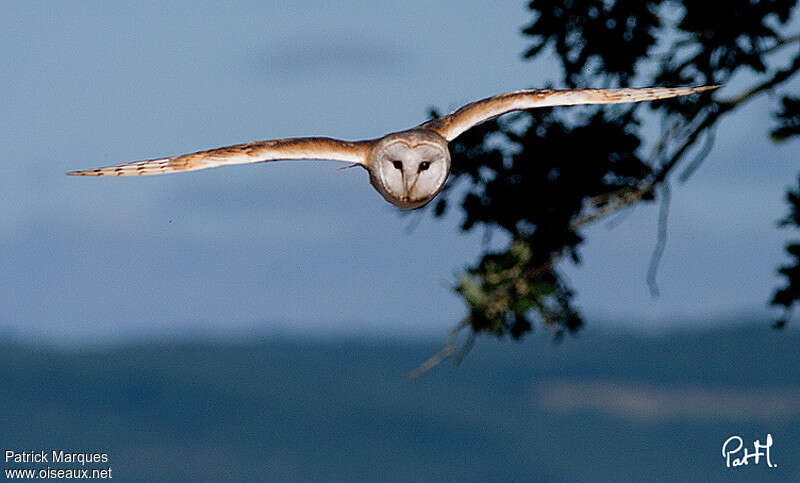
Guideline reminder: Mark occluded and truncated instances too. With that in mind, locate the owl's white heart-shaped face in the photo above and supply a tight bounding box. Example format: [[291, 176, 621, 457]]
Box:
[[368, 130, 451, 210]]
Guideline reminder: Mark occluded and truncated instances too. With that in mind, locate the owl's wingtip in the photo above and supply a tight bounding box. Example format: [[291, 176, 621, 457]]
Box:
[[66, 169, 102, 176]]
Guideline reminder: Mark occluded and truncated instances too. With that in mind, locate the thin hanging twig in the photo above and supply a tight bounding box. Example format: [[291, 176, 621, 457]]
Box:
[[647, 183, 671, 297]]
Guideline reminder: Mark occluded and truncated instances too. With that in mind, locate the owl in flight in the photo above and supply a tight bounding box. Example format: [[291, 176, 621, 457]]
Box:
[[69, 86, 716, 209]]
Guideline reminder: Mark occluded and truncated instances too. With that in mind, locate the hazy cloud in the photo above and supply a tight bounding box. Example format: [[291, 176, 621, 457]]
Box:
[[263, 35, 406, 77], [535, 379, 800, 422]]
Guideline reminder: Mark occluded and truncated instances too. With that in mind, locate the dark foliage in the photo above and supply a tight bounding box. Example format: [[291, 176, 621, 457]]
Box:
[[772, 175, 800, 327], [772, 96, 800, 141], [427, 0, 799, 340]]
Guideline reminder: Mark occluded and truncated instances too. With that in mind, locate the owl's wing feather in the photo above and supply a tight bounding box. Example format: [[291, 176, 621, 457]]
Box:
[[67, 137, 372, 177], [421, 86, 718, 142]]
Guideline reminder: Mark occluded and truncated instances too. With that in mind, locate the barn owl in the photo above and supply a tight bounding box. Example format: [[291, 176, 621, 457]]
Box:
[[68, 86, 716, 209]]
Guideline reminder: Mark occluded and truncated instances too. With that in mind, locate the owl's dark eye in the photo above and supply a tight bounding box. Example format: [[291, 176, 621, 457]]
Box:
[[392, 160, 403, 170], [419, 161, 431, 171]]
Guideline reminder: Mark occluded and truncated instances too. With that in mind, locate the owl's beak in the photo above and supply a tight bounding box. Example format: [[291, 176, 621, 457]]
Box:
[[404, 172, 418, 198]]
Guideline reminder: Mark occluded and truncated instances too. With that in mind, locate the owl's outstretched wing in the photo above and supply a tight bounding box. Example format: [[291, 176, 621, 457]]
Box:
[[420, 86, 718, 142], [67, 137, 372, 176]]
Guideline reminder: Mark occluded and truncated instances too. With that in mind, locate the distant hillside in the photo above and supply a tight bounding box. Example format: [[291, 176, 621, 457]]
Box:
[[1, 323, 797, 482]]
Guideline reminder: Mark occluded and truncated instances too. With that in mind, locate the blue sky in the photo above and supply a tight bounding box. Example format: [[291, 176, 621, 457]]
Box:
[[2, 1, 798, 344]]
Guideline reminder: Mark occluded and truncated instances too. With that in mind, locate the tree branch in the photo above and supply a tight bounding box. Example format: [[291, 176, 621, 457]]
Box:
[[653, 52, 800, 186], [760, 34, 800, 56], [678, 127, 716, 182], [719, 53, 800, 108], [405, 320, 469, 380]]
